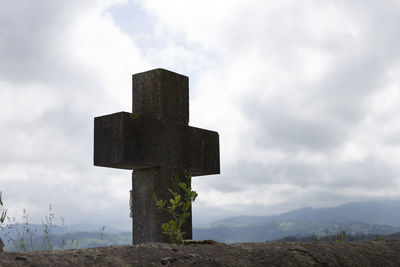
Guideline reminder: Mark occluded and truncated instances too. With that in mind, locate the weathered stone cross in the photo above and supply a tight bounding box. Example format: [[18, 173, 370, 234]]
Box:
[[94, 68, 220, 244]]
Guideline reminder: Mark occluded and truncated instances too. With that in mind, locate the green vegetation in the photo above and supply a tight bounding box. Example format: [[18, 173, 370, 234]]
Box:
[[336, 229, 346, 242], [0, 192, 6, 226], [0, 195, 108, 252], [2, 204, 67, 251], [154, 171, 197, 245]]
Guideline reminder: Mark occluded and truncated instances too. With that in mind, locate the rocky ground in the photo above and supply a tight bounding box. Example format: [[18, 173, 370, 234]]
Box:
[[0, 239, 399, 266]]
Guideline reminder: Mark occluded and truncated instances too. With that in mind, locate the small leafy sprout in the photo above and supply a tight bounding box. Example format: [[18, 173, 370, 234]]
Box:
[[154, 170, 197, 245], [336, 230, 346, 242], [0, 192, 6, 225]]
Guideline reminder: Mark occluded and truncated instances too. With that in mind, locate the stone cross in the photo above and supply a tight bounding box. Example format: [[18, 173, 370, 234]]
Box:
[[94, 68, 220, 244]]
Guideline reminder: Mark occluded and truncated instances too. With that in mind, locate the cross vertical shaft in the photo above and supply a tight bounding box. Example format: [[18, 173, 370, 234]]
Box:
[[131, 69, 191, 243]]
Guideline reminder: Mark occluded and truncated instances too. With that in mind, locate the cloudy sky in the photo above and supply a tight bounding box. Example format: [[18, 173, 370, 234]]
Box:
[[1, 0, 400, 230]]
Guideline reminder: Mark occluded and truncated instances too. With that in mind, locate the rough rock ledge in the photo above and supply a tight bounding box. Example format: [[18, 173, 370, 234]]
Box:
[[0, 240, 399, 266]]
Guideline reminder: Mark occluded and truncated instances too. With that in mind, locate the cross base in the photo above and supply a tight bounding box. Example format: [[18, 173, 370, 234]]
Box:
[[131, 167, 192, 244]]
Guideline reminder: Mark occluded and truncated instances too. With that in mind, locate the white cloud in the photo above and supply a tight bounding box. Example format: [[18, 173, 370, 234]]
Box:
[[0, 0, 148, 229]]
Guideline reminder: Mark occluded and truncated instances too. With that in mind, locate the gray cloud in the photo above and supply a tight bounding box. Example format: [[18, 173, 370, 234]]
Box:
[[194, 1, 400, 221], [0, 0, 73, 84], [0, 0, 141, 230], [1, 0, 399, 230]]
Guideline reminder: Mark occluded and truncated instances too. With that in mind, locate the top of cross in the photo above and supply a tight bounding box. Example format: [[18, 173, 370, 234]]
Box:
[[132, 68, 189, 125], [94, 68, 220, 176]]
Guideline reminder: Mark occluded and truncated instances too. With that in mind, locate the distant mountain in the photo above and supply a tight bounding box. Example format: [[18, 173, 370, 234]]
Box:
[[194, 220, 400, 243], [194, 199, 400, 243], [278, 199, 400, 226], [1, 199, 398, 249], [208, 199, 400, 228]]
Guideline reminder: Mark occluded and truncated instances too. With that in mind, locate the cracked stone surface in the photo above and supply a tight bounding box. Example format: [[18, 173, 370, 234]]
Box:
[[0, 240, 399, 266]]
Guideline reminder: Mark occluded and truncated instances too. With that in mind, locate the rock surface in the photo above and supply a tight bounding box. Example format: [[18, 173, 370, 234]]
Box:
[[0, 240, 399, 266]]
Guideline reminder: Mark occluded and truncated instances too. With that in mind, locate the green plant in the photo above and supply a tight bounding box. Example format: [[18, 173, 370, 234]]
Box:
[[0, 192, 6, 226], [336, 229, 346, 242], [154, 171, 197, 245]]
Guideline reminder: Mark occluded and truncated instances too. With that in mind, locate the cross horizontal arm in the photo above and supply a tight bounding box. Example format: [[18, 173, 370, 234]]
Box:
[[94, 112, 220, 176]]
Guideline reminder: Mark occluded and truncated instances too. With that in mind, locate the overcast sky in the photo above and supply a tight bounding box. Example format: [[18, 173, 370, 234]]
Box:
[[1, 0, 399, 229]]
